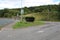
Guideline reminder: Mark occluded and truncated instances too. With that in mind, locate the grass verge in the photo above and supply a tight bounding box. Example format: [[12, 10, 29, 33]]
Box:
[[0, 26, 3, 30], [13, 21, 45, 29]]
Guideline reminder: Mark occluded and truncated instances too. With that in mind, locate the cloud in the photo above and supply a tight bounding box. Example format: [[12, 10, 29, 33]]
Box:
[[0, 0, 60, 9], [23, 0, 59, 7], [0, 0, 20, 9]]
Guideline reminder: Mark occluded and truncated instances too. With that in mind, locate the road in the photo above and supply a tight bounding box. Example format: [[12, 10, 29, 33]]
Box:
[[0, 22, 60, 40], [0, 18, 15, 26]]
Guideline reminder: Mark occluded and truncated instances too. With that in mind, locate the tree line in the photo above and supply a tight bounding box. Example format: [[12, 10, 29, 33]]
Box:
[[0, 4, 60, 21]]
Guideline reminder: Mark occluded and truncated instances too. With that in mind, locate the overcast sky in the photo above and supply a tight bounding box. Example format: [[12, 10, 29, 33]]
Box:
[[0, 0, 60, 9]]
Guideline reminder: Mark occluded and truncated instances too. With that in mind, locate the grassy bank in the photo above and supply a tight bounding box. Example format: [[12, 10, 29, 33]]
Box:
[[0, 26, 3, 30], [13, 21, 44, 29]]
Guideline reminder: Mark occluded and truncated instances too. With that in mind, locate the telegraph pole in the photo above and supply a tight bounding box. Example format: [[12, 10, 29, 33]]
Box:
[[20, 0, 24, 22], [47, 5, 50, 21]]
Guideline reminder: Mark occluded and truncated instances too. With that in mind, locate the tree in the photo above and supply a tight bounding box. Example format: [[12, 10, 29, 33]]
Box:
[[3, 8, 9, 17], [0, 10, 4, 17], [24, 7, 31, 14], [34, 7, 43, 13], [57, 4, 60, 20]]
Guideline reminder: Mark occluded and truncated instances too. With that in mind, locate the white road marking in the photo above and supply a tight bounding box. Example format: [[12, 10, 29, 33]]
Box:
[[0, 29, 3, 32], [8, 35, 12, 37], [0, 31, 2, 32], [37, 31, 44, 33]]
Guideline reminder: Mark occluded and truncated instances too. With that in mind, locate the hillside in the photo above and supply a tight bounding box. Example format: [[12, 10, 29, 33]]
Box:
[[0, 4, 60, 21]]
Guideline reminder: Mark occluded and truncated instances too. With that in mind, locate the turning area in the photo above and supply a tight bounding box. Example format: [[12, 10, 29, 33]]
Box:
[[0, 21, 60, 40]]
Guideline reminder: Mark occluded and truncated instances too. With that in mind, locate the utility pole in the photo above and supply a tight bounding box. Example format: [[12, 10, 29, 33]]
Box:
[[47, 9, 49, 21], [47, 5, 50, 21], [20, 0, 24, 22], [21, 8, 24, 22]]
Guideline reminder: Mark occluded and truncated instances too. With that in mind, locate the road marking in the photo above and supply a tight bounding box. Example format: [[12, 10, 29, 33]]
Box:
[[0, 29, 3, 32], [37, 31, 44, 33], [0, 31, 2, 32], [8, 35, 12, 37]]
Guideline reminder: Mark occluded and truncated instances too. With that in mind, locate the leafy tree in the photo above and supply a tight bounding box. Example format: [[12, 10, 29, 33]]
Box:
[[57, 4, 60, 20], [24, 7, 31, 14]]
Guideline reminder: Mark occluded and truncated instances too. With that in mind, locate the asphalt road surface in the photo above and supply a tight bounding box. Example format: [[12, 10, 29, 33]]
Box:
[[0, 22, 60, 40], [0, 18, 15, 26]]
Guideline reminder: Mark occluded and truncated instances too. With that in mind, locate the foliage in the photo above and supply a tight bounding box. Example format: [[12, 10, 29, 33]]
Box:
[[0, 4, 60, 21], [13, 21, 44, 29], [57, 4, 60, 20]]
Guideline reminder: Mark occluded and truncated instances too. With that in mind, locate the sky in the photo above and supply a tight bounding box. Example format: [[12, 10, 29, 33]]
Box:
[[0, 0, 60, 9]]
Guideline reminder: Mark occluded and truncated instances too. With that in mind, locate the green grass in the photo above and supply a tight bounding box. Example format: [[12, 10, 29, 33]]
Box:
[[13, 21, 44, 29], [0, 26, 2, 30]]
